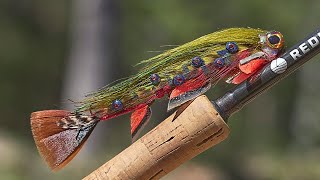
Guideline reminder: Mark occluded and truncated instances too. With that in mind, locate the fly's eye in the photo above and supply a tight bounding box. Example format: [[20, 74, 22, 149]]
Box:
[[268, 35, 280, 44], [266, 31, 284, 49]]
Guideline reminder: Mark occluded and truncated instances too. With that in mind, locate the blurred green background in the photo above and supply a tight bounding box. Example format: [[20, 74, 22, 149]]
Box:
[[1, 0, 320, 179]]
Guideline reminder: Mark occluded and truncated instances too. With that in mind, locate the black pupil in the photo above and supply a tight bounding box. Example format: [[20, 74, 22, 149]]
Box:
[[268, 35, 280, 45]]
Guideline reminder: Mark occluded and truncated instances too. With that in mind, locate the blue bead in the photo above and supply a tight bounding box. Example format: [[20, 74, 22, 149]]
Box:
[[191, 57, 205, 68], [214, 58, 225, 68], [112, 99, 123, 110], [226, 42, 239, 54], [173, 74, 185, 86], [150, 73, 161, 85]]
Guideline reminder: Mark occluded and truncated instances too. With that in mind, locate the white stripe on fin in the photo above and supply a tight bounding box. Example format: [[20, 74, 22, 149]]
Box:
[[240, 52, 265, 65]]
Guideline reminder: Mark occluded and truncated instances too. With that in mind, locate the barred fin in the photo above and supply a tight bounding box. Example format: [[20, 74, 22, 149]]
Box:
[[30, 110, 98, 170]]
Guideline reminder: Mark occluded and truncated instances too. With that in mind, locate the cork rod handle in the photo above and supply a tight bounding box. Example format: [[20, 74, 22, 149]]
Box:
[[83, 95, 230, 180]]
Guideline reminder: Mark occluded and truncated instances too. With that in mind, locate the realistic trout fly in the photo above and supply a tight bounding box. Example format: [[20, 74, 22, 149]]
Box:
[[30, 28, 284, 170]]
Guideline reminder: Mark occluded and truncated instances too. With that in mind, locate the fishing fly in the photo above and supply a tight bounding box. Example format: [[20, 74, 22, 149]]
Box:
[[30, 28, 284, 170]]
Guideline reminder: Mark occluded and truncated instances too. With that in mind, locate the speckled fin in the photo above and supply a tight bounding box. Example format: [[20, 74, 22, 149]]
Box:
[[30, 110, 98, 171], [167, 83, 211, 112]]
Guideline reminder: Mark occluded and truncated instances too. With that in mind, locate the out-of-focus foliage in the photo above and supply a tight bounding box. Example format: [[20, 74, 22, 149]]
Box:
[[1, 0, 320, 179]]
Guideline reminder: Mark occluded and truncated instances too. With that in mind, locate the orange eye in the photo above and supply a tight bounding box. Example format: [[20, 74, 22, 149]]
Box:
[[266, 31, 284, 49]]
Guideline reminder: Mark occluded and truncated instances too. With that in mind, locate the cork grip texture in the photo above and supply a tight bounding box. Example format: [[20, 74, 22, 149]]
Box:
[[83, 95, 229, 180]]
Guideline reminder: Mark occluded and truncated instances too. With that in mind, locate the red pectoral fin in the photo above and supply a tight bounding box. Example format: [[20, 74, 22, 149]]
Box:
[[239, 58, 268, 74], [130, 105, 152, 142], [169, 73, 207, 99], [233, 59, 268, 84], [232, 72, 251, 84]]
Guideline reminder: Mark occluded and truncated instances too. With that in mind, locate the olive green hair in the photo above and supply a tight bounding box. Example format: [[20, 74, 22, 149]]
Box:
[[77, 27, 266, 113]]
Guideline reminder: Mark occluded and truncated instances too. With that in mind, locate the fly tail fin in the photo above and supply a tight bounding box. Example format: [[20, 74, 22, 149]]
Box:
[[30, 110, 98, 171]]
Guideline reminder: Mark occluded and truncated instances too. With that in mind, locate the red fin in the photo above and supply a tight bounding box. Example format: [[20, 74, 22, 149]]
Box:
[[170, 72, 207, 99], [239, 58, 268, 74], [170, 88, 184, 100], [168, 83, 211, 111], [232, 72, 251, 84], [130, 106, 152, 142], [30, 110, 98, 171]]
